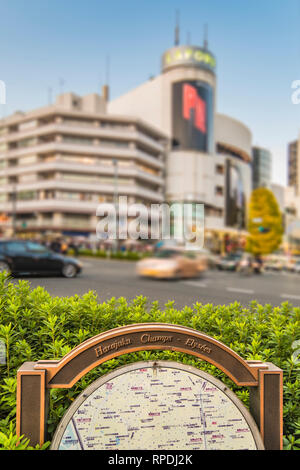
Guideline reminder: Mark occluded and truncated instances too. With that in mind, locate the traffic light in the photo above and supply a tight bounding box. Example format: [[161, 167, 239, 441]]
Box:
[[258, 226, 270, 233]]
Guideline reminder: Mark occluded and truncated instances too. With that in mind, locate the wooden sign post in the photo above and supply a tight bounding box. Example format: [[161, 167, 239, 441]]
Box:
[[16, 323, 283, 450]]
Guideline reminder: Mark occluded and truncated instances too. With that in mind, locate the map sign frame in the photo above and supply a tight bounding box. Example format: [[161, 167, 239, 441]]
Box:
[[16, 322, 283, 450]]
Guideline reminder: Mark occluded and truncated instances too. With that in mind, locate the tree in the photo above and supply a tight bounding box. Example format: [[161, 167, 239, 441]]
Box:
[[246, 188, 283, 256]]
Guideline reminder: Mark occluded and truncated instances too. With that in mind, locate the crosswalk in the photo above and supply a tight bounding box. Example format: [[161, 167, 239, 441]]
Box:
[[280, 293, 300, 301], [181, 273, 300, 302], [182, 281, 207, 288], [226, 287, 254, 295], [182, 280, 255, 295], [264, 270, 300, 278]]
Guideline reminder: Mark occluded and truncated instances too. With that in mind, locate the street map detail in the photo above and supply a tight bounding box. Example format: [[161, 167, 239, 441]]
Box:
[[52, 363, 260, 450]]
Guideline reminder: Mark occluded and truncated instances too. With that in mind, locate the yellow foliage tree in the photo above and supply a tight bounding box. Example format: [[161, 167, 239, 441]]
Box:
[[246, 188, 283, 256]]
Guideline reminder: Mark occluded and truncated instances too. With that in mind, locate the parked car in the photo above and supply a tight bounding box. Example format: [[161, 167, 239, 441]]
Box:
[[0, 240, 82, 278], [290, 260, 300, 274], [136, 248, 207, 280], [215, 253, 243, 271], [264, 256, 285, 272], [196, 248, 219, 269], [285, 256, 300, 272]]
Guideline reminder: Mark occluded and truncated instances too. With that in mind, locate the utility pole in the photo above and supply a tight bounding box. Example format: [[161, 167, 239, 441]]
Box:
[[113, 159, 119, 253], [48, 87, 53, 105], [204, 24, 209, 50], [11, 183, 17, 238]]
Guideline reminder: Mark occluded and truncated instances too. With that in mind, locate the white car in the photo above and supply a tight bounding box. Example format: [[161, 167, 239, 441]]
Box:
[[292, 261, 300, 274], [136, 248, 207, 280]]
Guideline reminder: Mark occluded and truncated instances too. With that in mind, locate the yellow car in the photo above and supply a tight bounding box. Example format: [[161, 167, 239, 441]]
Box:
[[136, 248, 207, 280]]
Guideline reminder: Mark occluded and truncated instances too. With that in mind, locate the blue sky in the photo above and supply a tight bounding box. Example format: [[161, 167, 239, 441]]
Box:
[[0, 0, 299, 185]]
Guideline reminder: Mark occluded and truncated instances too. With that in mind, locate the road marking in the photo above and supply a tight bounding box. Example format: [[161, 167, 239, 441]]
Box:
[[183, 281, 207, 288], [280, 293, 300, 301], [226, 287, 254, 295], [81, 262, 92, 268], [266, 271, 297, 277]]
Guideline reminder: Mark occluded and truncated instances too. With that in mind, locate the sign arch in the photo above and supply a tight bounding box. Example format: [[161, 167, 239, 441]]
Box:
[[34, 323, 262, 387]]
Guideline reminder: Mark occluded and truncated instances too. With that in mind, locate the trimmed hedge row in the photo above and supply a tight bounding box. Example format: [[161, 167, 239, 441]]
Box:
[[75, 248, 145, 261], [0, 272, 299, 450]]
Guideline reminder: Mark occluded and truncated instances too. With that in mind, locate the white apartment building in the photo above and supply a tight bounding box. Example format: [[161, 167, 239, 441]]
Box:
[[0, 91, 167, 238]]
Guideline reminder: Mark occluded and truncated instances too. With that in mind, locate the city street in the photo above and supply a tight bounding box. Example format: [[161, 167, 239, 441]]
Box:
[[13, 257, 300, 309]]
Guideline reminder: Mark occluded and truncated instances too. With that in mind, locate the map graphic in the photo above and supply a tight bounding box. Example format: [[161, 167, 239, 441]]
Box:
[[52, 362, 262, 450]]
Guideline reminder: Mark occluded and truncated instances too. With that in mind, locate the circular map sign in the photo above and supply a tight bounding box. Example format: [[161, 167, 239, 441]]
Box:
[[51, 361, 264, 450]]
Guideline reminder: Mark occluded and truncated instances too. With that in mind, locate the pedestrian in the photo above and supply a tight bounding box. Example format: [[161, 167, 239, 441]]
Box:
[[69, 241, 79, 257], [50, 239, 61, 253], [61, 240, 68, 255]]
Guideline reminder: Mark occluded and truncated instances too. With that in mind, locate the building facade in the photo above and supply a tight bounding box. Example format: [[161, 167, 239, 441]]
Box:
[[252, 146, 272, 189], [0, 91, 166, 238], [288, 138, 300, 195], [108, 44, 253, 250], [286, 136, 300, 252]]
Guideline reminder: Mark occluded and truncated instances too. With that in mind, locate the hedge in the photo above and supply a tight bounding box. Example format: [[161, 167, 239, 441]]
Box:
[[75, 248, 145, 261], [0, 272, 299, 450]]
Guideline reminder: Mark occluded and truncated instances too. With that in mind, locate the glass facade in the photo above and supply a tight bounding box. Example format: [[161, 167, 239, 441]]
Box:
[[252, 147, 272, 189]]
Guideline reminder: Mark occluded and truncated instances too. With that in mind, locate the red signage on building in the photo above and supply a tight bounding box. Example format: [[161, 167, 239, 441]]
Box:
[[183, 83, 206, 133]]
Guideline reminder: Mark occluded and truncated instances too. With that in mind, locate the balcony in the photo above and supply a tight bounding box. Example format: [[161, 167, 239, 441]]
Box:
[[1, 159, 164, 186], [0, 122, 165, 154], [0, 183, 164, 215], [1, 141, 164, 170], [0, 198, 99, 215], [12, 217, 95, 233]]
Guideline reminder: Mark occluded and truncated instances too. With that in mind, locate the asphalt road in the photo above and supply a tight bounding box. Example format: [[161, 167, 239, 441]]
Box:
[[12, 257, 300, 309]]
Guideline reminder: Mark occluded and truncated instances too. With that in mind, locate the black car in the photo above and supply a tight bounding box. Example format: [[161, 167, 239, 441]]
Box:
[[0, 240, 82, 278]]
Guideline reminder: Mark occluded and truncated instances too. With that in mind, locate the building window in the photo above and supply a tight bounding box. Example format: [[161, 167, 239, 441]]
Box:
[[215, 164, 224, 175], [17, 137, 38, 148], [216, 143, 246, 162], [19, 174, 37, 183], [215, 186, 224, 196], [62, 136, 94, 146], [19, 120, 38, 131], [17, 191, 37, 201], [101, 139, 129, 148], [18, 155, 38, 166], [63, 118, 94, 127], [0, 127, 8, 136], [72, 99, 81, 109]]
